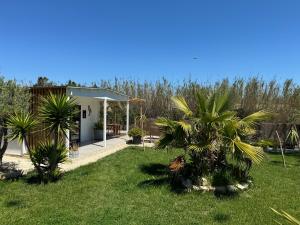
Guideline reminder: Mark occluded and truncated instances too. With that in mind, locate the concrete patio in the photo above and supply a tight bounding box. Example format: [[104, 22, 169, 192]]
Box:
[[3, 135, 155, 174]]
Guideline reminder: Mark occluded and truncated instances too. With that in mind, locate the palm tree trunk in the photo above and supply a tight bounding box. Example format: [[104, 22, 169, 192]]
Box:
[[23, 136, 43, 178]]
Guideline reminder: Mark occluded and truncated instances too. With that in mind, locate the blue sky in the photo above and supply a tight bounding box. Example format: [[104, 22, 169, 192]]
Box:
[[1, 0, 300, 84]]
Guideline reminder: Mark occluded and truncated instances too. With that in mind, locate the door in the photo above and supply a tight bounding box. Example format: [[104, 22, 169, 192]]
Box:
[[70, 105, 81, 147]]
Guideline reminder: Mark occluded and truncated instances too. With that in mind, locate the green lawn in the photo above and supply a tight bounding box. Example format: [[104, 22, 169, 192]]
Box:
[[0, 147, 300, 225]]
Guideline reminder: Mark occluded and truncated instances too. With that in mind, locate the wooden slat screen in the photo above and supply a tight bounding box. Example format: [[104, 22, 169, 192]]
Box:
[[29, 86, 67, 148]]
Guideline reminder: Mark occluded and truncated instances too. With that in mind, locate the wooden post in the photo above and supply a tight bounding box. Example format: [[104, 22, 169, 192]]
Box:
[[65, 96, 70, 155], [126, 100, 129, 134], [103, 98, 107, 147]]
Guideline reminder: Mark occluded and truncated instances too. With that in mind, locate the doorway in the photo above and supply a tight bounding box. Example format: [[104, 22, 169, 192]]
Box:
[[70, 105, 81, 147]]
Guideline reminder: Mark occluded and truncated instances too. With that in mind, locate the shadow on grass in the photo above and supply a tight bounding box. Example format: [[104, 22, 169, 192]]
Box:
[[213, 213, 231, 223], [214, 190, 239, 199], [139, 163, 168, 176], [0, 162, 23, 181], [20, 172, 63, 185], [138, 162, 186, 194], [138, 177, 186, 194], [24, 174, 43, 184], [4, 199, 25, 208], [138, 177, 169, 187]]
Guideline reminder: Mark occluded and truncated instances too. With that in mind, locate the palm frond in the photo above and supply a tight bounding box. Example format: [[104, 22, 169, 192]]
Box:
[[176, 120, 192, 134], [207, 92, 217, 114], [241, 110, 272, 125], [232, 138, 264, 163], [286, 126, 299, 145], [213, 111, 236, 122], [187, 144, 205, 152], [39, 93, 78, 138], [171, 96, 193, 117], [155, 133, 175, 149], [155, 117, 178, 131], [222, 119, 240, 138], [6, 112, 38, 144], [155, 117, 188, 149], [271, 208, 300, 225], [214, 91, 231, 113], [196, 91, 207, 114]]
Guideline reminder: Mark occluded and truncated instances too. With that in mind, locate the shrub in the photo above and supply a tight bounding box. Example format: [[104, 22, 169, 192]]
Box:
[[7, 93, 77, 183], [156, 88, 271, 188], [212, 170, 235, 186], [128, 127, 143, 137], [32, 141, 68, 182]]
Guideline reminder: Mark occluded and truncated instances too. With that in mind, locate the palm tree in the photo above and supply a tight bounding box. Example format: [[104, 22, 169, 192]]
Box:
[[7, 94, 77, 182], [6, 112, 42, 174], [32, 141, 68, 181], [39, 93, 78, 146], [156, 89, 271, 181]]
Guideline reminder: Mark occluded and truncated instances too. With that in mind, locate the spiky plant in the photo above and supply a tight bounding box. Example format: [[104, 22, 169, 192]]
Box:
[[39, 93, 78, 145], [7, 94, 77, 182], [31, 141, 68, 182], [6, 112, 42, 175], [286, 125, 299, 148], [156, 89, 271, 183]]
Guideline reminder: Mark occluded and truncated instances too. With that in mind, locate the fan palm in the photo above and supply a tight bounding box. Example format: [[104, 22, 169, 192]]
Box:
[[156, 89, 271, 179]]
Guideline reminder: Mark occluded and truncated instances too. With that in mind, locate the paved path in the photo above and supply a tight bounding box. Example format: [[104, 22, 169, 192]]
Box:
[[3, 135, 155, 174]]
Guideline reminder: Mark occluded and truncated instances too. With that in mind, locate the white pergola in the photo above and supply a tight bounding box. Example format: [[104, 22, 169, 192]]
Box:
[[66, 87, 130, 148]]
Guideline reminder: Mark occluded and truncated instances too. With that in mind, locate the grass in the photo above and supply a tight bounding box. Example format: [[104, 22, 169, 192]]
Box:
[[0, 147, 300, 225]]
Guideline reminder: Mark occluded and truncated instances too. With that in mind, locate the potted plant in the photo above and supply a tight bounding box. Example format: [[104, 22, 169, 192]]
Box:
[[94, 120, 103, 141], [128, 127, 144, 144]]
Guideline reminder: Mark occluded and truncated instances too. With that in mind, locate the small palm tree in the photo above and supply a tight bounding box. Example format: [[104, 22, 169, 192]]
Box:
[[156, 89, 271, 182], [39, 93, 78, 145], [31, 141, 68, 181], [7, 94, 77, 182], [6, 112, 42, 174]]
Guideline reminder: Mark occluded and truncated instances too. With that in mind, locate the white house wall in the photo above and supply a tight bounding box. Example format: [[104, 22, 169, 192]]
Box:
[[6, 140, 22, 155], [75, 96, 101, 143]]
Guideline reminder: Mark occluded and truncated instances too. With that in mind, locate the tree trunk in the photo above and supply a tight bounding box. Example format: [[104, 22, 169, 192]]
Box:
[[23, 136, 43, 179], [276, 130, 286, 168], [0, 126, 8, 166]]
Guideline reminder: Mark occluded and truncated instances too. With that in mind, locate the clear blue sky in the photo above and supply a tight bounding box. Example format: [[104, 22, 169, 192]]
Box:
[[1, 0, 300, 84]]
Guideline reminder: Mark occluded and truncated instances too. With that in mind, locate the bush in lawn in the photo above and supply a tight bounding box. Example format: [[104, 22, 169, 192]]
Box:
[[7, 93, 77, 183], [32, 141, 68, 182], [156, 88, 271, 187]]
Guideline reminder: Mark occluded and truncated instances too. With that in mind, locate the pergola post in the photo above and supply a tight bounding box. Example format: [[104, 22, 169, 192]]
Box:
[[65, 96, 70, 153], [103, 98, 107, 147], [126, 100, 130, 134]]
